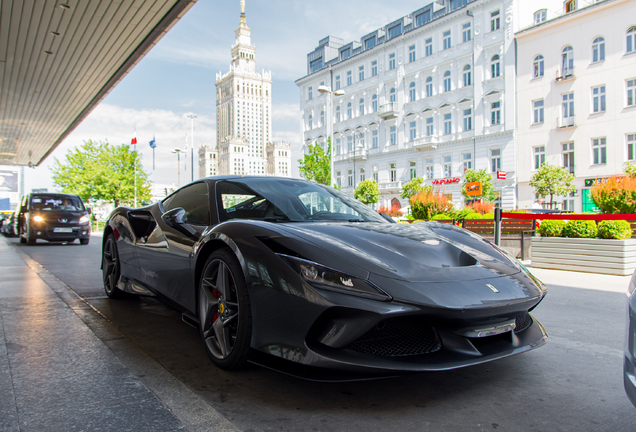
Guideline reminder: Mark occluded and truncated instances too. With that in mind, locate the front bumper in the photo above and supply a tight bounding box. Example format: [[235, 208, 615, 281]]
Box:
[[31, 223, 91, 241]]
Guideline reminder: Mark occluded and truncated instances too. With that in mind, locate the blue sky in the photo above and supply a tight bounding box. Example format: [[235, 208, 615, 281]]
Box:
[[15, 0, 429, 193]]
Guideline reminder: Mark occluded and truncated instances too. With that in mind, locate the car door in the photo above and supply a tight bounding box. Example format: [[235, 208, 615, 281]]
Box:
[[136, 181, 212, 311]]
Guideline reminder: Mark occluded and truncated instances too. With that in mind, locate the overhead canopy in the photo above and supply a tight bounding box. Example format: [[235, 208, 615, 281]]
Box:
[[0, 0, 196, 167]]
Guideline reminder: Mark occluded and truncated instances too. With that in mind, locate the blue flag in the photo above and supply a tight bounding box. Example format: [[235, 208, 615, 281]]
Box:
[[149, 137, 156, 149]]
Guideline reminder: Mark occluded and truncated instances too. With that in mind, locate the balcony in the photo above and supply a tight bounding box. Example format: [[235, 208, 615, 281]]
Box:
[[379, 181, 403, 192], [411, 136, 438, 151], [558, 116, 575, 129], [556, 68, 575, 82], [379, 102, 399, 119]]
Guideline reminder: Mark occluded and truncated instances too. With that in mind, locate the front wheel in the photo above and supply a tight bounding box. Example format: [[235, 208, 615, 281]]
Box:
[[198, 249, 252, 370], [102, 234, 124, 298]]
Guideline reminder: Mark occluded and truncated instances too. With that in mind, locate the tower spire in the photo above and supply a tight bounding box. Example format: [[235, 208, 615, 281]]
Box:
[[240, 0, 246, 25]]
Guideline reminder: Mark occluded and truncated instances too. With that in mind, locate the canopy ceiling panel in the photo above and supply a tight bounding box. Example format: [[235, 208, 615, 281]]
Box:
[[0, 0, 196, 166]]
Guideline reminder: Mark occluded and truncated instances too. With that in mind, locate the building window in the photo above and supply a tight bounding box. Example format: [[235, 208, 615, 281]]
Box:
[[592, 137, 607, 164], [444, 113, 452, 134], [390, 163, 397, 182], [562, 92, 574, 125], [388, 24, 402, 39], [347, 102, 352, 119], [491, 101, 501, 125], [372, 94, 378, 112], [308, 86, 313, 100], [534, 9, 547, 24], [409, 121, 417, 141], [320, 110, 325, 126], [359, 98, 365, 116], [592, 85, 606, 113], [348, 169, 353, 187], [310, 58, 323, 73], [426, 76, 433, 97], [425, 38, 433, 57], [359, 167, 365, 182], [463, 64, 472, 86], [390, 87, 396, 103], [409, 45, 416, 63], [359, 65, 365, 82], [417, 10, 431, 26], [390, 126, 397, 145], [491, 54, 501, 78], [463, 108, 472, 131], [346, 70, 352, 86], [628, 134, 636, 161], [443, 155, 452, 177], [358, 132, 365, 148], [335, 75, 341, 90], [410, 160, 417, 179], [491, 10, 500, 31], [365, 37, 376, 50], [389, 53, 396, 70], [534, 146, 545, 170], [308, 114, 313, 129], [336, 106, 341, 122], [341, 48, 351, 60], [592, 37, 605, 63], [565, 0, 576, 13], [462, 22, 472, 43], [409, 82, 416, 102], [490, 148, 501, 173], [462, 152, 472, 172], [372, 130, 379, 148], [426, 158, 434, 179], [533, 99, 544, 124], [336, 171, 342, 187], [443, 71, 451, 92], [561, 46, 574, 77], [443, 30, 451, 50], [627, 79, 635, 107], [563, 192, 575, 212], [533, 55, 544, 78], [347, 135, 353, 152], [371, 60, 378, 77], [563, 142, 575, 173], [426, 117, 434, 136], [628, 27, 636, 54], [336, 138, 341, 155], [373, 165, 378, 182]]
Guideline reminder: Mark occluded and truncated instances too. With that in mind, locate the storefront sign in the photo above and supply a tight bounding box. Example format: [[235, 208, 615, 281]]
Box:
[[432, 177, 460, 185], [466, 181, 482, 196], [496, 170, 506, 180], [584, 177, 610, 187]]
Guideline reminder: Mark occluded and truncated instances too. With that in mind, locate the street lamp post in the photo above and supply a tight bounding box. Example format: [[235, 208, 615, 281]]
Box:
[[187, 114, 197, 182], [317, 85, 345, 188], [171, 147, 183, 187]]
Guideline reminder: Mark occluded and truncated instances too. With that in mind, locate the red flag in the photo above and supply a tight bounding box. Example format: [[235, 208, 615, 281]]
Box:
[[131, 136, 137, 145]]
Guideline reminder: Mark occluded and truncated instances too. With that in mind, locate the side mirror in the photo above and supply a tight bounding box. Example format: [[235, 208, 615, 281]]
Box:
[[86, 207, 92, 214], [161, 207, 199, 239]]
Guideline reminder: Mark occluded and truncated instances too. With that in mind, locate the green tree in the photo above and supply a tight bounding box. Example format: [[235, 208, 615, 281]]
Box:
[[51, 139, 152, 207], [529, 163, 575, 209], [460, 169, 496, 202], [354, 180, 380, 205], [298, 139, 331, 186], [625, 162, 636, 178], [400, 177, 431, 200]]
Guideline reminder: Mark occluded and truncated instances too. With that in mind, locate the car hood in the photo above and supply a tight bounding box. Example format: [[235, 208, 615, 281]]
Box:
[[276, 222, 522, 283]]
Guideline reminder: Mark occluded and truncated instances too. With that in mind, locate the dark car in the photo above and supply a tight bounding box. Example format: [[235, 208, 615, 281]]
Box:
[[625, 270, 636, 407], [18, 193, 91, 245], [1, 212, 18, 237], [102, 176, 548, 378]]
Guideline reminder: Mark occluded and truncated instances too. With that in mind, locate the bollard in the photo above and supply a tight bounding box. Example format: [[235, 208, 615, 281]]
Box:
[[494, 207, 502, 246]]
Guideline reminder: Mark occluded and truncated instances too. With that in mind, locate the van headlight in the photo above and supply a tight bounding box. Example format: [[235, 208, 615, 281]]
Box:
[[79, 215, 89, 224]]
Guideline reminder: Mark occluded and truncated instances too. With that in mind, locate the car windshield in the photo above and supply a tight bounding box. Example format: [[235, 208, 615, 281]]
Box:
[[31, 195, 84, 211], [216, 178, 387, 223]]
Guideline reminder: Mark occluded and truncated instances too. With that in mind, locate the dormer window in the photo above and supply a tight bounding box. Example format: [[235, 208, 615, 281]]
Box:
[[534, 9, 547, 24], [565, 0, 576, 13]]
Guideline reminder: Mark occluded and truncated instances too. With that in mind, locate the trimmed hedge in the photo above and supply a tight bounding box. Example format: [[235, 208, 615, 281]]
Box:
[[597, 220, 633, 240], [537, 220, 566, 237], [562, 220, 598, 238], [464, 213, 483, 219]]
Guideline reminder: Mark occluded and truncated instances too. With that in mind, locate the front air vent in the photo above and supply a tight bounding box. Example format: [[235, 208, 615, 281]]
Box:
[[514, 312, 533, 334]]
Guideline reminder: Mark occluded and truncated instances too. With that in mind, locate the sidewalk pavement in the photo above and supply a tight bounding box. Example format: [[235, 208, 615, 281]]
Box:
[[0, 236, 238, 432]]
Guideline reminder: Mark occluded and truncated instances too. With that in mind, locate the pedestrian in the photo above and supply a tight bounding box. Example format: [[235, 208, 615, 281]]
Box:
[[533, 197, 544, 209]]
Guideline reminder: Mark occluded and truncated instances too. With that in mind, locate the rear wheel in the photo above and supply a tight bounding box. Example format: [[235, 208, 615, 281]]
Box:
[[102, 234, 124, 298], [198, 249, 252, 370]]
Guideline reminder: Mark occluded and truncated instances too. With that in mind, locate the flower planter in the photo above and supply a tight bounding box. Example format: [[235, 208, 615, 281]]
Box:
[[531, 237, 636, 276]]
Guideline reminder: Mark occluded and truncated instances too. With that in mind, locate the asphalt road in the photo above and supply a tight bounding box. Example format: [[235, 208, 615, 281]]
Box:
[[7, 233, 636, 432]]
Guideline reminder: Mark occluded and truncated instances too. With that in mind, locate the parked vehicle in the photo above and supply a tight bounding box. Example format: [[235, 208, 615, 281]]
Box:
[[625, 269, 636, 408], [17, 193, 91, 245], [0, 212, 18, 237], [102, 176, 548, 378]]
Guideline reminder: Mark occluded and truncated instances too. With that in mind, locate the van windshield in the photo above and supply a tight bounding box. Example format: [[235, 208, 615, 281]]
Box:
[[31, 196, 84, 211]]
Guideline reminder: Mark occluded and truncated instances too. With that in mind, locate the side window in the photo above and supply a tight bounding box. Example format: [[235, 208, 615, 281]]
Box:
[[162, 182, 210, 225]]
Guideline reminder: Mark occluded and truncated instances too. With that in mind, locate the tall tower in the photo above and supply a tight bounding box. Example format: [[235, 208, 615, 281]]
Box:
[[215, 0, 273, 176]]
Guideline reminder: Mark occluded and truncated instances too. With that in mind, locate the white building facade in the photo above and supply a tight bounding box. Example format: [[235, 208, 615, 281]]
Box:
[[515, 0, 636, 212], [198, 145, 218, 178], [296, 0, 521, 209], [214, 1, 291, 177]]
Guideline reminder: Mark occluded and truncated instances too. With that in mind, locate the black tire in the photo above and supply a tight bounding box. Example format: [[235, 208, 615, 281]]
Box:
[[102, 234, 124, 298], [26, 233, 36, 245], [198, 249, 252, 370], [80, 238, 90, 245], [19, 236, 26, 244]]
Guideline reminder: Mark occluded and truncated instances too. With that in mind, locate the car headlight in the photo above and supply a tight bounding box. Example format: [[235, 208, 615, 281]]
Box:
[[278, 254, 392, 301], [33, 215, 44, 222], [79, 216, 89, 224]]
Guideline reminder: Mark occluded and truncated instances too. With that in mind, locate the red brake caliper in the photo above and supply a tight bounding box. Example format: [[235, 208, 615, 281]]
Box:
[[212, 288, 221, 323]]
